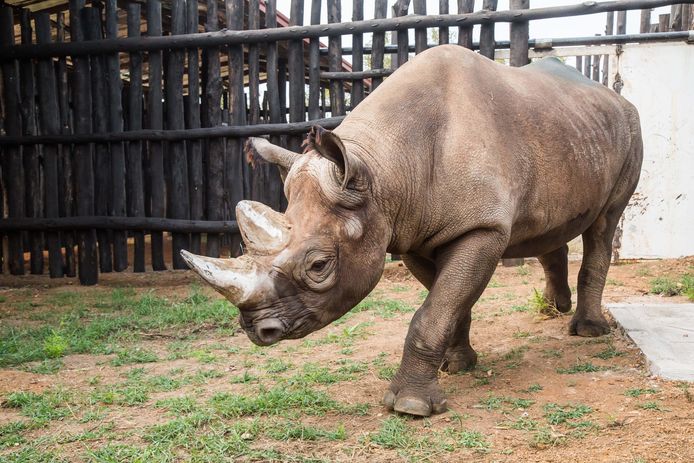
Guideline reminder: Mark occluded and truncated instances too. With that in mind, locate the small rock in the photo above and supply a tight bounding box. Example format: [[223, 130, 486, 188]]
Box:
[[241, 432, 253, 440]]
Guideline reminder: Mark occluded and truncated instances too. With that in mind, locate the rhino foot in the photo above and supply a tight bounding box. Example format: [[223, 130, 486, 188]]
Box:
[[383, 382, 447, 417], [440, 346, 478, 374], [544, 288, 572, 313], [569, 316, 610, 337]]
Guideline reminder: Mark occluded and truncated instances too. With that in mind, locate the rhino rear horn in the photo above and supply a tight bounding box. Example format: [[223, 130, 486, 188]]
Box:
[[180, 251, 266, 307], [236, 200, 291, 256]]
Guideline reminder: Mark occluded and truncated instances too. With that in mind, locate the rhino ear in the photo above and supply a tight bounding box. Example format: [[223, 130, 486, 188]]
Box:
[[306, 125, 359, 191]]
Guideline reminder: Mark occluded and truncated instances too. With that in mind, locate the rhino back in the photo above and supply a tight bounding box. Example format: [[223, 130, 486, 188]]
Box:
[[335, 45, 641, 257]]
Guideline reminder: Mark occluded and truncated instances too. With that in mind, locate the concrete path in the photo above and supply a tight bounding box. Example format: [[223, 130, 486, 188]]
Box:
[[607, 302, 694, 381]]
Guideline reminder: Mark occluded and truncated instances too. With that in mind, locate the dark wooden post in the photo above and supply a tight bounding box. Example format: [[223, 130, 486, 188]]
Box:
[[186, 0, 204, 256], [167, 0, 191, 269], [126, 3, 146, 273], [0, 7, 26, 275], [509, 0, 530, 67], [592, 54, 601, 82], [371, 0, 388, 90], [439, 0, 449, 45], [265, 0, 283, 212], [617, 10, 627, 34], [659, 13, 671, 32], [671, 4, 683, 30], [105, 0, 127, 272], [308, 0, 323, 119], [393, 0, 411, 67], [226, 0, 245, 255], [583, 54, 592, 78], [352, 0, 365, 106], [19, 10, 44, 275], [205, 0, 224, 258], [458, 0, 475, 49], [249, 0, 268, 205], [71, 0, 98, 284], [83, 7, 113, 274], [328, 0, 346, 115], [603, 11, 614, 85], [289, 0, 306, 144], [35, 12, 63, 278], [56, 12, 76, 277], [640, 9, 652, 32], [147, 0, 167, 269], [413, 0, 427, 54], [480, 0, 498, 60], [575, 55, 582, 72]]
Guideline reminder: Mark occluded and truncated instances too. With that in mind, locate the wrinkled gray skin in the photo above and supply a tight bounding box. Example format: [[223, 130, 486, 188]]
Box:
[[183, 45, 643, 417]]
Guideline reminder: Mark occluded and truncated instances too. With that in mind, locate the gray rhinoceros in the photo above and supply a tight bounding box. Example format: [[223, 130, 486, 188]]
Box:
[[182, 45, 642, 417]]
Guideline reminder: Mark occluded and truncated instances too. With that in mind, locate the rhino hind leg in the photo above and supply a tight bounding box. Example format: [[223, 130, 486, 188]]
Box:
[[538, 244, 572, 313]]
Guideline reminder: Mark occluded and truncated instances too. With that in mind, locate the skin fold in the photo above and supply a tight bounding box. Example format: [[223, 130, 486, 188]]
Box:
[[184, 45, 643, 418]]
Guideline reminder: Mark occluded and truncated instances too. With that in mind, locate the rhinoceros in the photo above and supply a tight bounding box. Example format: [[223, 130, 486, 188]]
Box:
[[182, 45, 642, 417]]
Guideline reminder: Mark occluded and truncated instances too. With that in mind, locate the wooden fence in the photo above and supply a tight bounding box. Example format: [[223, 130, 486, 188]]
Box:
[[0, 0, 692, 285]]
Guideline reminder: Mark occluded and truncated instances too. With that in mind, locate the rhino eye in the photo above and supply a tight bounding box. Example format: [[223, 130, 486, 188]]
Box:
[[310, 260, 327, 272]]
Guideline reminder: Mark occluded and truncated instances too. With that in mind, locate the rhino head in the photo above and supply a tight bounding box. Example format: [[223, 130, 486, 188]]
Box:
[[181, 126, 389, 346]]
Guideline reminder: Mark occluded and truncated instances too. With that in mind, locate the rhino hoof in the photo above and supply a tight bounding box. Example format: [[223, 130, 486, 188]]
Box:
[[441, 347, 478, 374], [569, 317, 610, 337], [384, 389, 447, 417]]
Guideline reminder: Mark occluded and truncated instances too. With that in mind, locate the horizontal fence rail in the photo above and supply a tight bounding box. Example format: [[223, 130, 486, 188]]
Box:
[[0, 0, 692, 284], [0, 0, 691, 60]]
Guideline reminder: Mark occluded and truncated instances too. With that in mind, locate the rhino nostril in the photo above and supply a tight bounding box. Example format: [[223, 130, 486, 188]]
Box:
[[255, 318, 285, 344]]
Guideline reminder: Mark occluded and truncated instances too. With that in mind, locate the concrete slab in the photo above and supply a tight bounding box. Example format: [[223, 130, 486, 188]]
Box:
[[607, 302, 694, 381]]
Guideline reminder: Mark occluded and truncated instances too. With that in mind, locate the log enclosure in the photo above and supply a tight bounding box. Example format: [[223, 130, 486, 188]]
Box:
[[0, 0, 693, 284]]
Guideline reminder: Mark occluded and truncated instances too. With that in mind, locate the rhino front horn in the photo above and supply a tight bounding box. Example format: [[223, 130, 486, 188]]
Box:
[[236, 200, 291, 256], [180, 250, 266, 307]]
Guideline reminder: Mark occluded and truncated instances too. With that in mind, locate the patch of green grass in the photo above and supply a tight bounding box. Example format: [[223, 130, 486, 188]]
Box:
[[606, 278, 624, 286], [541, 348, 562, 358], [524, 383, 543, 393], [650, 274, 694, 299], [638, 401, 667, 411], [230, 371, 259, 384], [624, 388, 657, 398], [516, 265, 531, 276], [529, 288, 561, 319], [266, 421, 347, 441], [0, 421, 34, 449], [286, 363, 361, 386], [3, 389, 73, 424], [479, 395, 534, 411], [487, 278, 504, 288], [543, 403, 592, 425], [265, 358, 292, 374], [530, 427, 566, 449], [111, 347, 159, 366], [352, 297, 414, 318], [302, 322, 374, 348], [3, 447, 68, 463], [154, 396, 200, 415], [512, 331, 532, 339], [0, 287, 239, 368], [210, 386, 369, 418], [556, 362, 606, 374], [24, 358, 64, 375], [506, 415, 539, 431], [676, 382, 692, 403], [593, 344, 625, 360]]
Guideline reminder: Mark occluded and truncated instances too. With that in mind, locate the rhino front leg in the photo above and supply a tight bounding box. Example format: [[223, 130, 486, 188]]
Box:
[[402, 254, 477, 374], [538, 244, 572, 313], [384, 229, 508, 417]]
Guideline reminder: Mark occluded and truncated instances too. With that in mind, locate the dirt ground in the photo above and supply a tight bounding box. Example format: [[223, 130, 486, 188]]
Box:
[[1, 257, 693, 462]]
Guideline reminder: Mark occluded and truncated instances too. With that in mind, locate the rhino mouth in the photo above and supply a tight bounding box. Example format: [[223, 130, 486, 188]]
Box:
[[239, 310, 318, 346]]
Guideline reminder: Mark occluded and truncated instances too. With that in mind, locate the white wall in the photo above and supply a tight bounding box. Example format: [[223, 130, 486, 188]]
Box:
[[615, 42, 694, 259]]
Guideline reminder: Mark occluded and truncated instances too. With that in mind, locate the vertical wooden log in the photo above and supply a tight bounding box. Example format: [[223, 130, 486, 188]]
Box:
[[328, 0, 345, 115], [413, 0, 427, 54], [104, 0, 127, 272], [0, 7, 25, 276], [371, 0, 388, 90], [126, 3, 146, 273], [352, 0, 364, 106], [278, 58, 288, 122], [480, 0, 498, 60], [205, 0, 224, 258], [603, 11, 614, 86], [186, 0, 203, 256], [56, 12, 76, 277], [458, 0, 475, 49], [35, 13, 63, 278], [19, 10, 44, 275], [83, 7, 113, 274], [226, 0, 245, 254], [147, 0, 167, 269], [265, 0, 283, 212], [393, 0, 410, 67], [509, 0, 529, 67], [640, 9, 652, 33], [438, 0, 449, 45], [71, 0, 98, 285], [583, 55, 592, 78], [307, 0, 322, 119], [575, 55, 582, 72], [592, 54, 601, 82], [670, 4, 683, 31], [167, 0, 190, 268], [288, 0, 305, 151], [659, 14, 671, 32], [617, 10, 627, 34], [249, 0, 268, 205], [248, 0, 261, 125]]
